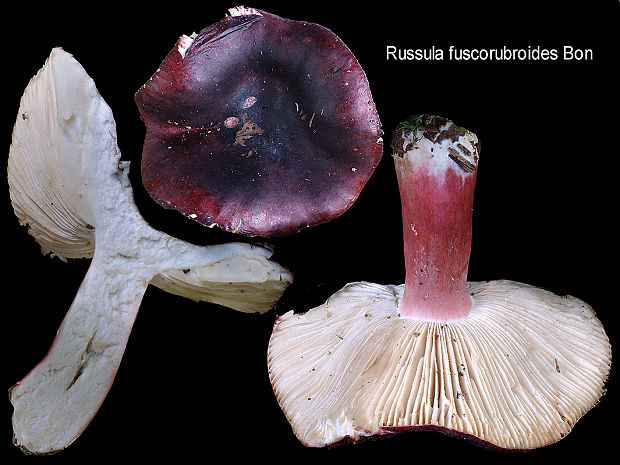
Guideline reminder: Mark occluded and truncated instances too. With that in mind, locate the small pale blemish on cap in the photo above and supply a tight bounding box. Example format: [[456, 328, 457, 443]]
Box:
[[242, 96, 257, 109], [225, 117, 239, 128]]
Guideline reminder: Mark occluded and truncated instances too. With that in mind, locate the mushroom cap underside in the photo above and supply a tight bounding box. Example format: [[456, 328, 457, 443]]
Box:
[[135, 9, 382, 237], [268, 280, 611, 449], [8, 48, 100, 260]]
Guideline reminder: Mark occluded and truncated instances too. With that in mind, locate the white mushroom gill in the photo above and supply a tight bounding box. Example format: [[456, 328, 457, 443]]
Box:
[[268, 281, 610, 449], [8, 48, 292, 454]]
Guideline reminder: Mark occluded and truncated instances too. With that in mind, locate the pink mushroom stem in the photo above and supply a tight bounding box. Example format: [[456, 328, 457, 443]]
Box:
[[392, 115, 479, 321]]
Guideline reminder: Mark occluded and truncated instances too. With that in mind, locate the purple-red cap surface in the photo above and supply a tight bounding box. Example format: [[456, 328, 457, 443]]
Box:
[[135, 8, 382, 237]]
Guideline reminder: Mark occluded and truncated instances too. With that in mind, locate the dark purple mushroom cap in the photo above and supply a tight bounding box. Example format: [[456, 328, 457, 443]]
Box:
[[135, 8, 382, 237]]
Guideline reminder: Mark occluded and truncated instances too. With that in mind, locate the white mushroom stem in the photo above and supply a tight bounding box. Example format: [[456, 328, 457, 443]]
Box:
[[10, 232, 276, 454], [267, 115, 611, 450], [8, 48, 292, 454]]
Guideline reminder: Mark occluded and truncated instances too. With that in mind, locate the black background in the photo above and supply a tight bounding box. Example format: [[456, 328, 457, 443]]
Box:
[[2, 0, 618, 462]]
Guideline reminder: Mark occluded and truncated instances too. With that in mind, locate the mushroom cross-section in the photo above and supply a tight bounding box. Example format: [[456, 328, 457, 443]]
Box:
[[135, 7, 383, 237], [8, 48, 292, 455], [267, 115, 611, 450]]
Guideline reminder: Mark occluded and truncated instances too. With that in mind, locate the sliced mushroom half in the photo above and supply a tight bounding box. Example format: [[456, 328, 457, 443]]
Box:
[[8, 48, 292, 454]]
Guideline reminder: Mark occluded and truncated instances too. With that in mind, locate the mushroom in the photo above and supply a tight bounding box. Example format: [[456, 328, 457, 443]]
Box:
[[135, 6, 383, 237], [267, 115, 611, 449], [8, 47, 292, 454]]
